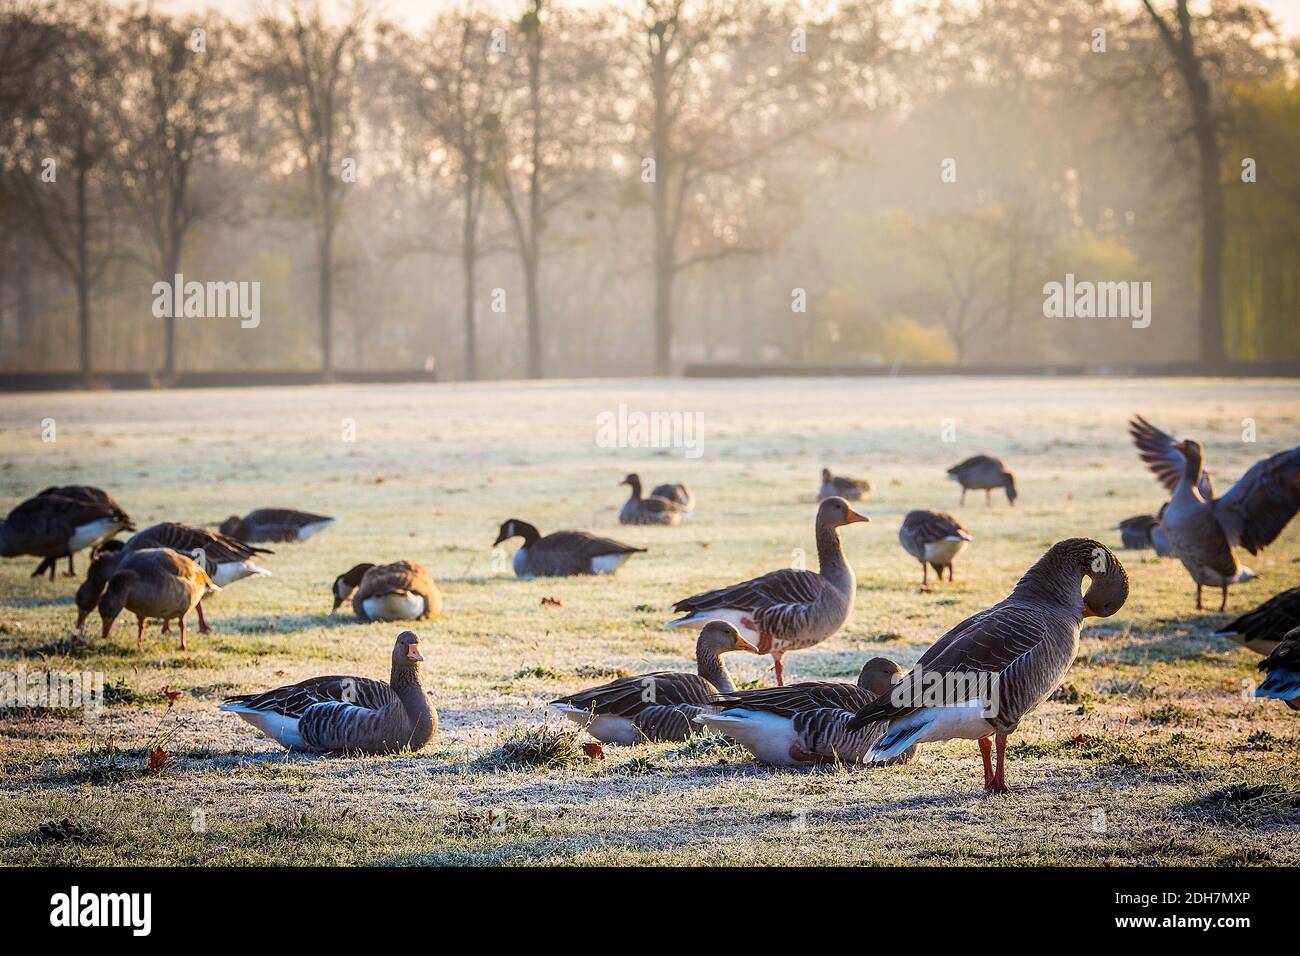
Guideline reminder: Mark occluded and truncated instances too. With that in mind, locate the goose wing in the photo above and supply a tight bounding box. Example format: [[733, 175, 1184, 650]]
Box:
[[553, 671, 713, 717], [1212, 447, 1300, 554], [224, 675, 396, 717], [536, 530, 646, 559], [1128, 415, 1214, 498], [903, 510, 969, 545], [674, 568, 840, 639], [6, 495, 124, 547], [712, 680, 869, 717], [129, 522, 271, 562], [355, 561, 429, 601], [1217, 588, 1300, 646]]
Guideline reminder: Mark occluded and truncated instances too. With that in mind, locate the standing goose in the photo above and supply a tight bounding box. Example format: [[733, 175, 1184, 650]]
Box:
[[899, 509, 971, 588], [667, 496, 869, 686], [29, 486, 133, 578], [219, 508, 336, 544], [1130, 415, 1300, 610], [651, 482, 694, 512], [847, 539, 1129, 793], [551, 621, 759, 743], [619, 474, 687, 526], [1255, 626, 1300, 711], [696, 657, 917, 766], [1116, 512, 1174, 556], [97, 548, 221, 651], [1, 490, 134, 581], [493, 519, 646, 577], [1214, 587, 1300, 655], [819, 468, 870, 502], [946, 455, 1018, 507], [220, 631, 436, 754], [331, 560, 442, 622]]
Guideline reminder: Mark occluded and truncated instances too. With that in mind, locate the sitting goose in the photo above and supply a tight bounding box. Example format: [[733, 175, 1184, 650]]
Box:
[[1255, 626, 1300, 711], [331, 560, 442, 621], [696, 657, 916, 766], [668, 496, 869, 686], [1116, 512, 1174, 556], [493, 519, 646, 577], [847, 539, 1129, 793], [97, 548, 221, 651], [220, 631, 436, 754], [1, 490, 134, 581], [819, 468, 870, 502], [946, 455, 1017, 507], [219, 508, 336, 544], [29, 486, 133, 578], [899, 509, 971, 588], [551, 621, 759, 743], [1214, 587, 1300, 655], [619, 473, 688, 526], [74, 522, 272, 633], [651, 482, 694, 512], [1130, 415, 1300, 610]]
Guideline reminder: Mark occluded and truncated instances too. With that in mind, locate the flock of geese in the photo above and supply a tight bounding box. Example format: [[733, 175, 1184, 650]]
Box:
[[2, 415, 1298, 794]]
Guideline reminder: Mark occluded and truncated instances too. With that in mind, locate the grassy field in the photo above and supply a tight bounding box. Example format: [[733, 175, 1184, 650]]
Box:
[[1, 376, 1298, 866]]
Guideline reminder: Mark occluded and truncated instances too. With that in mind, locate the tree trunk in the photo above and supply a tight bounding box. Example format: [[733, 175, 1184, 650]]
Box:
[[74, 166, 91, 387], [650, 38, 673, 376], [1191, 81, 1225, 368], [161, 246, 180, 380], [319, 168, 335, 383], [462, 167, 479, 382], [524, 252, 541, 379], [524, 0, 544, 379]]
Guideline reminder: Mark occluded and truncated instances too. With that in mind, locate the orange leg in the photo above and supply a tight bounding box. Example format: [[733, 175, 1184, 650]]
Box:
[[979, 736, 995, 789], [135, 616, 146, 651], [773, 655, 785, 687], [921, 562, 929, 589], [1219, 586, 1228, 613], [178, 616, 188, 651], [197, 602, 211, 633], [1195, 584, 1203, 611], [947, 563, 955, 583]]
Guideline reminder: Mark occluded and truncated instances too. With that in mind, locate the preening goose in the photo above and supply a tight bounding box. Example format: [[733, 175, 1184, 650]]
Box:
[[651, 482, 694, 511], [331, 561, 442, 622], [493, 518, 646, 577], [221, 631, 437, 754], [697, 657, 917, 766], [668, 496, 868, 686], [899, 509, 971, 588], [219, 508, 336, 544], [1130, 415, 1300, 610], [1255, 626, 1300, 711], [1, 489, 134, 581], [1116, 512, 1174, 556], [946, 455, 1017, 507], [97, 547, 221, 651], [619, 474, 687, 526], [847, 539, 1129, 793], [1214, 587, 1300, 655], [551, 621, 759, 743], [819, 468, 870, 502]]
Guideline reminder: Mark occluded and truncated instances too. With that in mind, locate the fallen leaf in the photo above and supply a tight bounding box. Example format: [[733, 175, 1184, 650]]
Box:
[[147, 747, 169, 771], [1071, 734, 1094, 745], [581, 742, 605, 760], [540, 596, 562, 608], [162, 686, 182, 706]]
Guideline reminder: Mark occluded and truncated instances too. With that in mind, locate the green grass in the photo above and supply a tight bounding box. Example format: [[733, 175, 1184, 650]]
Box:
[[1, 376, 1298, 866]]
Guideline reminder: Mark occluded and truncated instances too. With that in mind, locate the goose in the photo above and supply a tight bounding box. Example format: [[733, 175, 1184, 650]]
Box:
[[846, 538, 1129, 793], [899, 509, 971, 588], [619, 473, 687, 526], [331, 561, 442, 621], [819, 468, 870, 502], [551, 621, 759, 743], [667, 496, 868, 686], [97, 547, 221, 651], [1214, 587, 1300, 655], [946, 455, 1017, 507], [219, 508, 336, 544], [1, 489, 133, 580], [651, 482, 694, 511], [1116, 511, 1174, 556], [1255, 626, 1300, 711], [493, 519, 646, 577], [74, 522, 272, 633], [28, 486, 133, 578], [1130, 415, 1300, 610], [696, 657, 917, 766], [220, 631, 436, 753]]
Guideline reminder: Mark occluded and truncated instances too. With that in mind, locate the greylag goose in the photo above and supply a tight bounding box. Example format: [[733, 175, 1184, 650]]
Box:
[[1255, 626, 1300, 711], [331, 561, 442, 621], [1, 489, 133, 580], [846, 539, 1129, 793], [493, 519, 645, 577], [220, 631, 436, 753], [1130, 415, 1300, 610], [819, 468, 870, 501], [1214, 587, 1300, 655], [551, 621, 759, 743], [219, 508, 335, 543], [899, 509, 971, 588], [651, 482, 694, 511], [97, 547, 221, 651], [74, 522, 272, 633], [946, 455, 1017, 506], [667, 496, 868, 686], [619, 473, 687, 526], [1116, 512, 1174, 556], [696, 657, 917, 766]]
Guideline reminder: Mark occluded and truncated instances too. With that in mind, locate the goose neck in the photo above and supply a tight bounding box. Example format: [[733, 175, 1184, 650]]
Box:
[[815, 523, 854, 591], [697, 646, 736, 694]]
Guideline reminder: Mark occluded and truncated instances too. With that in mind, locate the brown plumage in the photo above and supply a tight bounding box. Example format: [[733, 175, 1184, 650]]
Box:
[[1, 488, 134, 580], [898, 509, 971, 587], [331, 560, 441, 621], [650, 482, 694, 511], [493, 518, 645, 577], [619, 473, 687, 526], [946, 455, 1017, 507], [819, 467, 870, 501], [219, 508, 335, 543], [97, 547, 220, 651], [1215, 588, 1300, 655]]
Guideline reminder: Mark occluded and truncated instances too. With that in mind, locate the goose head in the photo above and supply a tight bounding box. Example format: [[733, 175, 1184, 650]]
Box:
[[76, 550, 121, 633], [393, 630, 424, 667], [218, 515, 245, 538], [1003, 472, 1018, 506], [697, 620, 760, 657], [97, 570, 137, 639], [821, 467, 833, 484], [620, 473, 643, 496], [816, 495, 870, 528], [857, 657, 904, 697], [1057, 538, 1129, 619], [331, 563, 376, 612], [1171, 438, 1205, 487], [493, 518, 540, 548]]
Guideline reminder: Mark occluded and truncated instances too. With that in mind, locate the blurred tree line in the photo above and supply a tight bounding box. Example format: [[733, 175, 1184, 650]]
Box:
[[0, 0, 1295, 383]]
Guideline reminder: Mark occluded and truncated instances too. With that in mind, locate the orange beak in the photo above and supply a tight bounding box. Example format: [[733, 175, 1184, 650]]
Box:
[[1171, 440, 1187, 452], [1081, 606, 1096, 619], [734, 637, 760, 654], [845, 509, 870, 524], [407, 645, 424, 662]]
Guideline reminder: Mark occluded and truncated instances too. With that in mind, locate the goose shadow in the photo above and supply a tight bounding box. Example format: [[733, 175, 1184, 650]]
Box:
[[0, 595, 77, 610], [214, 612, 350, 636]]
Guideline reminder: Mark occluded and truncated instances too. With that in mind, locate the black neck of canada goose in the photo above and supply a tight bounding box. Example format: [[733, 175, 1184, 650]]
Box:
[[623, 474, 643, 500], [510, 520, 542, 547]]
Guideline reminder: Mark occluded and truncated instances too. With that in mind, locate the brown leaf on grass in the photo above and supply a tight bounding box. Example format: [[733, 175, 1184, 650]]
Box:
[[162, 686, 182, 706], [1070, 734, 1095, 746], [147, 747, 169, 771], [540, 596, 562, 608], [582, 742, 605, 760], [274, 670, 285, 677]]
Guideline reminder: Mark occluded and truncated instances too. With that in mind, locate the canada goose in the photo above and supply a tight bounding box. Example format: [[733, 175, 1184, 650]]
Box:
[[899, 509, 971, 588], [1214, 588, 1300, 655], [668, 497, 868, 686], [27, 486, 133, 578], [219, 509, 336, 544], [1, 489, 133, 580], [1130, 415, 1300, 610], [493, 519, 645, 577], [97, 548, 221, 651], [221, 631, 436, 753], [819, 468, 870, 502], [947, 455, 1017, 507], [651, 482, 694, 511], [551, 621, 759, 743], [619, 473, 687, 526], [331, 561, 442, 622], [847, 539, 1128, 793], [1255, 626, 1300, 711]]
